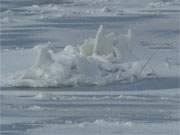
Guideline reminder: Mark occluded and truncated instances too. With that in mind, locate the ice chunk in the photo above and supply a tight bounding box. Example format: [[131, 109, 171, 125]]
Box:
[[93, 25, 114, 56], [33, 45, 54, 68]]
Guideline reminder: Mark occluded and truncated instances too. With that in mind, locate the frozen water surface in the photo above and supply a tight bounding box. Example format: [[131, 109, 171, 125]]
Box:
[[1, 87, 180, 135], [0, 0, 180, 135]]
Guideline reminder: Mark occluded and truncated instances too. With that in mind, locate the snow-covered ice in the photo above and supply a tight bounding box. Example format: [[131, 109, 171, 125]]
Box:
[[0, 0, 179, 135]]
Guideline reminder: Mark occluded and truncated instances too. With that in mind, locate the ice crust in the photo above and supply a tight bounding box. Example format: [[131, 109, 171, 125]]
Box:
[[1, 0, 180, 26], [2, 25, 179, 87], [27, 119, 180, 135]]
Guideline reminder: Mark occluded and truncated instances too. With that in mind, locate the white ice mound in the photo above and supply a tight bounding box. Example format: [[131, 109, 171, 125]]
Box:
[[3, 25, 179, 87], [33, 45, 54, 67]]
